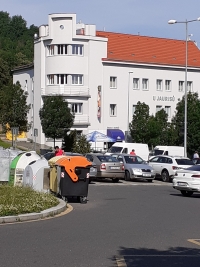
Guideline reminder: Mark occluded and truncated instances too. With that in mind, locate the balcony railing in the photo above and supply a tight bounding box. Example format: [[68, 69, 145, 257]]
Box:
[[41, 86, 90, 97], [74, 115, 90, 126]]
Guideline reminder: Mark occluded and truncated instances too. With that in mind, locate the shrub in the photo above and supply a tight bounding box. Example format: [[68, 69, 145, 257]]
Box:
[[0, 185, 59, 216]]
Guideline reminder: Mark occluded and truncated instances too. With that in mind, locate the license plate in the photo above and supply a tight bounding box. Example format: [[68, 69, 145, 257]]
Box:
[[177, 182, 187, 186], [110, 166, 120, 170], [143, 174, 151, 177]]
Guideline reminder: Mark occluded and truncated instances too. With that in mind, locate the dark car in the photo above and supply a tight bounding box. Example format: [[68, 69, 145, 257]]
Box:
[[42, 152, 82, 161]]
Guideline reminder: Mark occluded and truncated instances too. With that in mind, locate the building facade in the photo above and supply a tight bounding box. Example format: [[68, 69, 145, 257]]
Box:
[[13, 13, 200, 150]]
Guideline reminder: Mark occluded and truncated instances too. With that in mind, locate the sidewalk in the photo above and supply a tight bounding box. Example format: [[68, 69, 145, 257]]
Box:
[[1, 136, 52, 153]]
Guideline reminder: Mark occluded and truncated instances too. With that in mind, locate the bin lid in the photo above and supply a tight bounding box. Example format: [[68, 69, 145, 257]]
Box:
[[56, 156, 92, 182], [48, 155, 66, 166]]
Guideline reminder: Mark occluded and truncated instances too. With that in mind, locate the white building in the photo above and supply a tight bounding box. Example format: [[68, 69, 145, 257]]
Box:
[[13, 13, 200, 150]]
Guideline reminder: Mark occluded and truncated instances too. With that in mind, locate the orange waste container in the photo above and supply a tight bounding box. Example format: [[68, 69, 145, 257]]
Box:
[[56, 156, 92, 203]]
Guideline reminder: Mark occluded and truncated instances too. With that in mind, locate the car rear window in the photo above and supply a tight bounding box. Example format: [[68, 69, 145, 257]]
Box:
[[175, 159, 194, 165], [108, 146, 123, 153], [186, 165, 200, 171], [124, 156, 144, 164], [97, 156, 118, 162]]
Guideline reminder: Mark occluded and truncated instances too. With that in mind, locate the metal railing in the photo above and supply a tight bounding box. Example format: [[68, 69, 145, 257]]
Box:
[[41, 86, 90, 97]]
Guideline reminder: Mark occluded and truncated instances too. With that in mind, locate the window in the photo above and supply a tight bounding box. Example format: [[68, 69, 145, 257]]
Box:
[[110, 104, 117, 116], [70, 103, 83, 114], [165, 106, 171, 118], [48, 45, 54, 55], [72, 74, 83, 85], [72, 44, 83, 55], [110, 77, 117, 88], [156, 105, 162, 113], [187, 81, 193, 92], [165, 80, 171, 91], [76, 130, 82, 137], [47, 74, 55, 85], [142, 79, 149, 90], [133, 78, 139, 89], [156, 79, 162, 91], [57, 44, 68, 55], [56, 74, 68, 85], [132, 105, 137, 115], [179, 81, 184, 92]]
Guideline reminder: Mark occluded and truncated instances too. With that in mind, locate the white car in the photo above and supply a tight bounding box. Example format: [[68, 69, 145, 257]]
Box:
[[148, 155, 194, 182], [173, 165, 200, 197]]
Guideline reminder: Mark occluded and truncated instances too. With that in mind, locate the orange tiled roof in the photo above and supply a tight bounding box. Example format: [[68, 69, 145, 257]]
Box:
[[96, 31, 200, 68]]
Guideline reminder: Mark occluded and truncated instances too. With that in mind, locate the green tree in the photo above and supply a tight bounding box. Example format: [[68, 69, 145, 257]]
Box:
[[62, 130, 77, 152], [0, 81, 31, 132], [39, 96, 74, 147], [0, 57, 11, 88], [148, 109, 176, 147], [72, 134, 91, 154], [172, 92, 200, 157], [129, 102, 150, 143]]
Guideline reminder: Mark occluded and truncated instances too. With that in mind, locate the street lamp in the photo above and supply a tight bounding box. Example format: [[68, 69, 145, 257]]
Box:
[[168, 17, 200, 157], [127, 71, 133, 136]]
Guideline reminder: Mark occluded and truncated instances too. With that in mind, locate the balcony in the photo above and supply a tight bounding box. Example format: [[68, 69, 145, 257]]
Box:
[[41, 86, 90, 97], [74, 115, 90, 126]]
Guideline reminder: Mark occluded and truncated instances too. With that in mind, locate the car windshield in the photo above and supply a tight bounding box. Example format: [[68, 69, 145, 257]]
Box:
[[185, 165, 200, 171], [154, 149, 164, 155], [175, 159, 194, 165], [108, 146, 123, 153], [124, 156, 144, 164], [97, 156, 119, 162]]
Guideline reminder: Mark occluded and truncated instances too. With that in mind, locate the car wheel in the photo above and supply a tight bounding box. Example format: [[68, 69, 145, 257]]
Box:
[[181, 190, 193, 197], [147, 179, 153, 183], [125, 171, 130, 181], [161, 170, 169, 182], [112, 178, 119, 183]]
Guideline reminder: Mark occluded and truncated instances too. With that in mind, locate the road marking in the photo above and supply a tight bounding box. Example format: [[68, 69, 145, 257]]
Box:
[[115, 256, 127, 267], [188, 239, 200, 246]]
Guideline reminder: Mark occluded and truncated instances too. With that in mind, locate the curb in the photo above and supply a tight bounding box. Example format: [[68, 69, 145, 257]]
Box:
[[0, 199, 67, 224]]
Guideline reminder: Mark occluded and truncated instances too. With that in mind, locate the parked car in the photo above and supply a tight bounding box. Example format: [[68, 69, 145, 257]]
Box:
[[85, 153, 124, 182], [192, 158, 200, 165], [111, 153, 155, 182], [89, 162, 97, 179], [42, 152, 82, 160], [148, 155, 194, 182], [173, 165, 200, 197]]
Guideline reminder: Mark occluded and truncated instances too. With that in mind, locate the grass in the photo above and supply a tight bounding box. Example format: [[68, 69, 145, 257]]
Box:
[[0, 185, 59, 216], [0, 139, 12, 149]]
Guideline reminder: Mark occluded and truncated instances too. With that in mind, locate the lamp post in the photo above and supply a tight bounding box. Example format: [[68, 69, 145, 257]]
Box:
[[168, 17, 200, 157], [127, 71, 133, 140]]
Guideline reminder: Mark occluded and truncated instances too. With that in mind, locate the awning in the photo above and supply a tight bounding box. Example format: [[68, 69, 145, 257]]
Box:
[[86, 131, 115, 142], [107, 129, 125, 142]]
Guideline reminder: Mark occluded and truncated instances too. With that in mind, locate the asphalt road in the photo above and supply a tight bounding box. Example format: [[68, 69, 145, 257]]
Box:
[[0, 180, 200, 267]]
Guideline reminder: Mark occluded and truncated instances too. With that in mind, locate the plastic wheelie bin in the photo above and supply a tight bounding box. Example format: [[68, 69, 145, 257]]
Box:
[[48, 155, 67, 194], [56, 156, 92, 204]]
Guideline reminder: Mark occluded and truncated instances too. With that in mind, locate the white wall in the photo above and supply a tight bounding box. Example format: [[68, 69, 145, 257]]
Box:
[[13, 68, 34, 140], [12, 13, 200, 150]]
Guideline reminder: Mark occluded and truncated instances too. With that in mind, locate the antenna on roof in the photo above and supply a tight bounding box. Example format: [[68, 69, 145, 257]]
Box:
[[138, 32, 140, 35], [187, 34, 193, 41]]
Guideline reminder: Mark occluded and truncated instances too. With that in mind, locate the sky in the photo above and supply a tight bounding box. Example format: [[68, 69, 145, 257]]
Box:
[[1, 0, 200, 47]]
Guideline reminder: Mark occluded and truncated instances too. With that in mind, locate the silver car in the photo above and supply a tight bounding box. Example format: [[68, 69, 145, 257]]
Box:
[[85, 153, 124, 183], [111, 154, 155, 182]]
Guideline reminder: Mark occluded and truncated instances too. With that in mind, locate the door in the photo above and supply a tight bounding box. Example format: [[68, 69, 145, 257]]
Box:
[[149, 156, 161, 175]]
